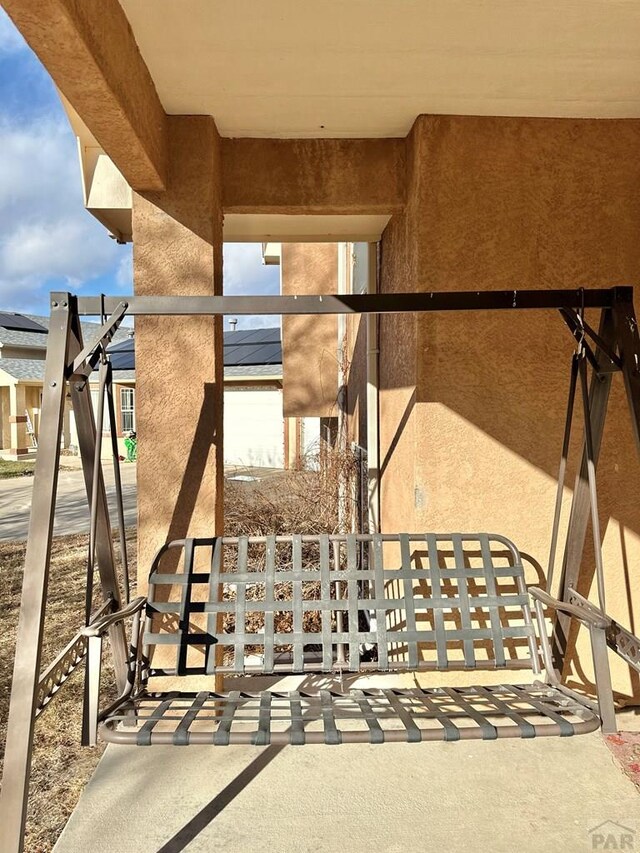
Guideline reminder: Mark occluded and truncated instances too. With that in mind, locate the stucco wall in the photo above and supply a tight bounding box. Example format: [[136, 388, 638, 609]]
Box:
[[282, 243, 339, 418], [380, 115, 640, 699], [379, 119, 425, 536]]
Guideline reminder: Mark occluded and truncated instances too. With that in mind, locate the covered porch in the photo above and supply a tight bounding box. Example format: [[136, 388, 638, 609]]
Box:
[[2, 2, 640, 852]]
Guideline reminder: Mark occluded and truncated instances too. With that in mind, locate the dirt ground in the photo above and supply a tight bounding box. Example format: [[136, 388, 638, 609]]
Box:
[[0, 530, 137, 853]]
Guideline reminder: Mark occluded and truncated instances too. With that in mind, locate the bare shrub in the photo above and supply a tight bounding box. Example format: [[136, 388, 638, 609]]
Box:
[[223, 446, 361, 654], [224, 445, 360, 538]]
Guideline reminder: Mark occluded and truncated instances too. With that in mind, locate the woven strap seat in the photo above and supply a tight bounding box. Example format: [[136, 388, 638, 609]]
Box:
[[83, 532, 615, 747], [99, 683, 600, 746], [142, 533, 540, 677]]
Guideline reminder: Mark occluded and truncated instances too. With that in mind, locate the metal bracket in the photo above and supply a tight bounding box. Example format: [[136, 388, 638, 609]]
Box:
[[35, 599, 114, 716], [70, 301, 129, 378], [559, 308, 622, 374], [35, 635, 87, 716], [567, 588, 640, 675], [606, 621, 640, 674]]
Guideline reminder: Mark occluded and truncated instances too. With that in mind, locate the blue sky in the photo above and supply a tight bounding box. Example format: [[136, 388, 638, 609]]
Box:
[[0, 9, 280, 328]]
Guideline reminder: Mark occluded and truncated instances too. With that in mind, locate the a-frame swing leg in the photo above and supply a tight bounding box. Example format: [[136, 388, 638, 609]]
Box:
[[603, 287, 640, 675], [551, 307, 616, 674], [0, 297, 73, 853], [67, 309, 129, 698], [0, 294, 131, 852], [613, 287, 640, 453]]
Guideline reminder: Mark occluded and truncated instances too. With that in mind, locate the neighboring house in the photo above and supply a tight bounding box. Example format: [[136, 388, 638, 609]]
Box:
[[0, 311, 318, 469], [101, 326, 320, 469], [0, 311, 130, 458]]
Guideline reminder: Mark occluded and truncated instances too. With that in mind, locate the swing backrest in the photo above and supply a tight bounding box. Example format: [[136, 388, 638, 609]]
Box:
[[142, 533, 539, 678]]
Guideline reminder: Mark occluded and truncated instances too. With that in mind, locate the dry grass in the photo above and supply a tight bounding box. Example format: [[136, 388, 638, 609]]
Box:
[[0, 455, 354, 851], [224, 457, 353, 653], [0, 459, 36, 479], [225, 448, 355, 537]]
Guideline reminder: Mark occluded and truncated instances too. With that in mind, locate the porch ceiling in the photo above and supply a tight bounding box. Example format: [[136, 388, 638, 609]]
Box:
[[120, 0, 640, 137]]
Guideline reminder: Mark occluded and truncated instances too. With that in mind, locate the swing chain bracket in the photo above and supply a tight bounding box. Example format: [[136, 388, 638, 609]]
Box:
[[559, 307, 621, 375]]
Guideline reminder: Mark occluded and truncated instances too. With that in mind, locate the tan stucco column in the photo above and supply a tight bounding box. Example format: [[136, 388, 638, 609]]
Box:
[[9, 384, 29, 457], [0, 387, 11, 449], [133, 116, 224, 582], [282, 243, 339, 418]]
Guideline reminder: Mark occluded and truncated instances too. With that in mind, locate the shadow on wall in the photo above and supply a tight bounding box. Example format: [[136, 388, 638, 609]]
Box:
[[379, 306, 640, 703]]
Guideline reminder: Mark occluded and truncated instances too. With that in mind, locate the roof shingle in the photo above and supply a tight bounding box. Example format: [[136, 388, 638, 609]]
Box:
[[0, 358, 46, 381]]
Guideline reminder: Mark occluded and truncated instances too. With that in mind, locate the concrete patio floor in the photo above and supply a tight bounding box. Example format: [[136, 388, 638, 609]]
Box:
[[53, 704, 640, 853]]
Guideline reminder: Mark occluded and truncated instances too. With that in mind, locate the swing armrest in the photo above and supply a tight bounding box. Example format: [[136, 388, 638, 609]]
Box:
[[528, 587, 608, 629], [82, 598, 145, 747], [82, 596, 147, 637]]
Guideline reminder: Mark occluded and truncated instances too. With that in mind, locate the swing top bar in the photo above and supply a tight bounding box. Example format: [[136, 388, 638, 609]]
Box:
[[71, 285, 633, 317]]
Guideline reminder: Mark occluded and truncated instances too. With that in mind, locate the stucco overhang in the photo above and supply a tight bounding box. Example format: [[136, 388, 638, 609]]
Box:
[[11, 0, 640, 241], [60, 106, 402, 243], [61, 95, 134, 242], [120, 0, 640, 134]]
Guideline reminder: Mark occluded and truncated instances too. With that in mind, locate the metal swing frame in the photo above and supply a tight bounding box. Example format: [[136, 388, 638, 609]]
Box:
[[2, 285, 640, 852]]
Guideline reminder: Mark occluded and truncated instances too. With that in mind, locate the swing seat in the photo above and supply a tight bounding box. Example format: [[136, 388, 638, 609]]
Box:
[[83, 533, 613, 746], [97, 683, 599, 745]]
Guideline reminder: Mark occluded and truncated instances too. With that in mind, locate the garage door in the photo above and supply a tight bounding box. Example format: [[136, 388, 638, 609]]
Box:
[[224, 389, 284, 468]]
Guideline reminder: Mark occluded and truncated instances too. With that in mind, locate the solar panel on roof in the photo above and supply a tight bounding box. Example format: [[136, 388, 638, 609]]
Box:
[[223, 327, 281, 344], [224, 341, 282, 366], [0, 313, 47, 333], [107, 338, 135, 353], [99, 327, 282, 373], [109, 351, 135, 370]]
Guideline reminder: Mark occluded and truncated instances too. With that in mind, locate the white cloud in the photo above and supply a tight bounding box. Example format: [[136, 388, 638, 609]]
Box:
[[115, 250, 133, 289], [222, 243, 281, 330], [2, 219, 115, 282], [0, 117, 121, 308], [0, 9, 125, 310], [223, 243, 280, 295]]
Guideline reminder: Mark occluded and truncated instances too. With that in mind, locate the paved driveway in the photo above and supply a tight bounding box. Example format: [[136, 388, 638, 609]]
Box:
[[0, 464, 138, 541]]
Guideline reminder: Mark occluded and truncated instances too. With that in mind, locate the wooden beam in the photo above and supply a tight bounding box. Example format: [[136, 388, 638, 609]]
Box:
[[222, 137, 406, 215], [3, 0, 167, 191]]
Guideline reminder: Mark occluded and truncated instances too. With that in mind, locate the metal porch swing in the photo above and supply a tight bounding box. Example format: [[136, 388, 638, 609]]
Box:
[[3, 285, 640, 852]]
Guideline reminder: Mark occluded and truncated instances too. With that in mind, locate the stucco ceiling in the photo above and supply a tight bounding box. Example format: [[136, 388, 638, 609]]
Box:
[[223, 214, 391, 242], [119, 0, 640, 137]]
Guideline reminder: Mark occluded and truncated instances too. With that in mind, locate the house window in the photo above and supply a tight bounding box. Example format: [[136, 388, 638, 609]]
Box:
[[120, 388, 135, 433]]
